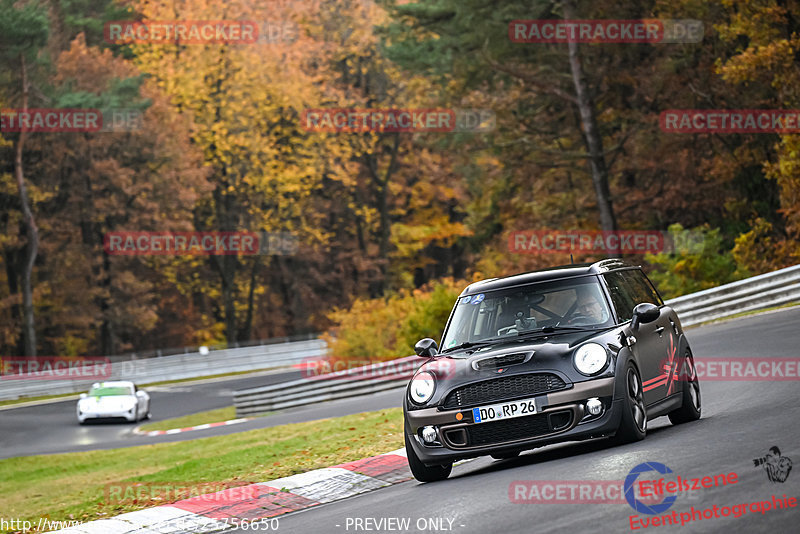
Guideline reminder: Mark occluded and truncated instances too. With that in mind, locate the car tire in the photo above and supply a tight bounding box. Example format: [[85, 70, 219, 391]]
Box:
[[668, 350, 701, 425], [613, 362, 647, 444], [404, 431, 452, 482]]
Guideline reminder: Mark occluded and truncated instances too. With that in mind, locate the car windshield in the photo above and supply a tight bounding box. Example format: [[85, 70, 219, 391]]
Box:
[[88, 386, 133, 397], [441, 276, 613, 351]]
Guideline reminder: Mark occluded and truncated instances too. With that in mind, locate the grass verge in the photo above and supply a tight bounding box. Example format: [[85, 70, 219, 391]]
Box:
[[0, 407, 404, 533], [136, 407, 240, 432]]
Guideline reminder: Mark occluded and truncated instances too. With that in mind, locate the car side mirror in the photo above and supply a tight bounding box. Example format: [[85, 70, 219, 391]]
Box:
[[414, 338, 439, 358], [631, 302, 659, 330]]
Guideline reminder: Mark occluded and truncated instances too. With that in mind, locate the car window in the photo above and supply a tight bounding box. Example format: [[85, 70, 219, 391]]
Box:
[[628, 270, 664, 306], [88, 386, 133, 396], [603, 270, 663, 323], [603, 272, 638, 322], [441, 276, 613, 349]]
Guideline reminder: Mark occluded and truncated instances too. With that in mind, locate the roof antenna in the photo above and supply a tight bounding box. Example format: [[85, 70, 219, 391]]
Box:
[[570, 253, 574, 265]]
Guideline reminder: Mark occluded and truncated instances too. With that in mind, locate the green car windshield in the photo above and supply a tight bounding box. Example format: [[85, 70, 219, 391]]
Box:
[[88, 386, 133, 396], [441, 276, 613, 351]]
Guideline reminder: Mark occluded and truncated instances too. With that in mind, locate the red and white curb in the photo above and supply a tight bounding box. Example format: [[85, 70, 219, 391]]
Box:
[[46, 449, 412, 533], [133, 418, 252, 437]]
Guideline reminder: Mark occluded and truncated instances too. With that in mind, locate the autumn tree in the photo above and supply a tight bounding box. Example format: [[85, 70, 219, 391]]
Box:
[[716, 0, 800, 269], [0, 0, 48, 355]]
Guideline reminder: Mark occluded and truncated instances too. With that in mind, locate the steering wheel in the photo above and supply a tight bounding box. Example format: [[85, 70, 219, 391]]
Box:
[[568, 313, 593, 325]]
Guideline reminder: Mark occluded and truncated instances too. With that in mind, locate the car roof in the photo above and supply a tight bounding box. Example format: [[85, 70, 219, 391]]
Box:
[[461, 259, 639, 295]]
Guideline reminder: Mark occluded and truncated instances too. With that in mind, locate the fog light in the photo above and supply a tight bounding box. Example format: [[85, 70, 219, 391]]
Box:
[[421, 426, 438, 444], [586, 398, 602, 416]]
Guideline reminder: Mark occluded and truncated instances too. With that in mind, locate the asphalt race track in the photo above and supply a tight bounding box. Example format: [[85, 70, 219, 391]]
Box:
[[0, 368, 404, 459], [3, 308, 799, 534], [227, 307, 800, 534]]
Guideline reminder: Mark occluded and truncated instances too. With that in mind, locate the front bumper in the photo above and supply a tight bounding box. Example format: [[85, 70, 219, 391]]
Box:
[[78, 408, 136, 422], [405, 377, 620, 465]]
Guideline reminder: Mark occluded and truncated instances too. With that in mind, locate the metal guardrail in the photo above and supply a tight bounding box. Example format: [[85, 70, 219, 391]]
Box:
[[104, 332, 320, 362], [234, 264, 800, 417], [234, 357, 422, 417], [0, 339, 327, 401], [5, 266, 796, 405], [665, 264, 800, 326]]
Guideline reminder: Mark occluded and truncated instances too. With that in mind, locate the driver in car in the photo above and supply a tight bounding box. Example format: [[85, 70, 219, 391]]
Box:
[[573, 288, 607, 323]]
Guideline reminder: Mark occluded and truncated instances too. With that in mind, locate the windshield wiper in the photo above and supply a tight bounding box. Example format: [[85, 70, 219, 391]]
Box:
[[442, 339, 501, 353], [517, 325, 594, 336]]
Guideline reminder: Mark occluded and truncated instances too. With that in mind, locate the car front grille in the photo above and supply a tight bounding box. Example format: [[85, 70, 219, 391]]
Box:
[[453, 410, 573, 448], [442, 373, 568, 409]]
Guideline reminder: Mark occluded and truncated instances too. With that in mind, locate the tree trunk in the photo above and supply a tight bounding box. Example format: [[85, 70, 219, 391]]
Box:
[[366, 133, 400, 296], [242, 254, 260, 340], [13, 54, 38, 356], [562, 0, 618, 246], [100, 246, 114, 355]]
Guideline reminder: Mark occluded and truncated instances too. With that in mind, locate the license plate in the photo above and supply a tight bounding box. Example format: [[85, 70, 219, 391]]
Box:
[[472, 397, 537, 423]]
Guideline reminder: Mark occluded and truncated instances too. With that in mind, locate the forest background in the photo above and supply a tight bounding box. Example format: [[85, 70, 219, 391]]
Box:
[[1, 0, 797, 360]]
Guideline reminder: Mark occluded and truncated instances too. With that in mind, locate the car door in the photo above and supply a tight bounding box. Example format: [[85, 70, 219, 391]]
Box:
[[631, 271, 683, 399], [624, 270, 674, 404], [603, 270, 669, 405]]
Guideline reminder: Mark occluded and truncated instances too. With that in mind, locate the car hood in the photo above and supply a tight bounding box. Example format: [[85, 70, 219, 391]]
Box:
[[79, 395, 136, 412], [411, 328, 624, 407]]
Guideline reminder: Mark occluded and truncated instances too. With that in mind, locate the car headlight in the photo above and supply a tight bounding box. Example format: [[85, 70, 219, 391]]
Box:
[[573, 343, 609, 375], [409, 371, 436, 404]]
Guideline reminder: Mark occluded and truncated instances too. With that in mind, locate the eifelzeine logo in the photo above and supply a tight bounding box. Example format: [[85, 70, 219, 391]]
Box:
[[753, 446, 792, 483]]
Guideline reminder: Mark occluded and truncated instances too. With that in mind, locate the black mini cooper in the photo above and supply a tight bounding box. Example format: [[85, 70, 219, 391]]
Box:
[[403, 260, 701, 481]]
